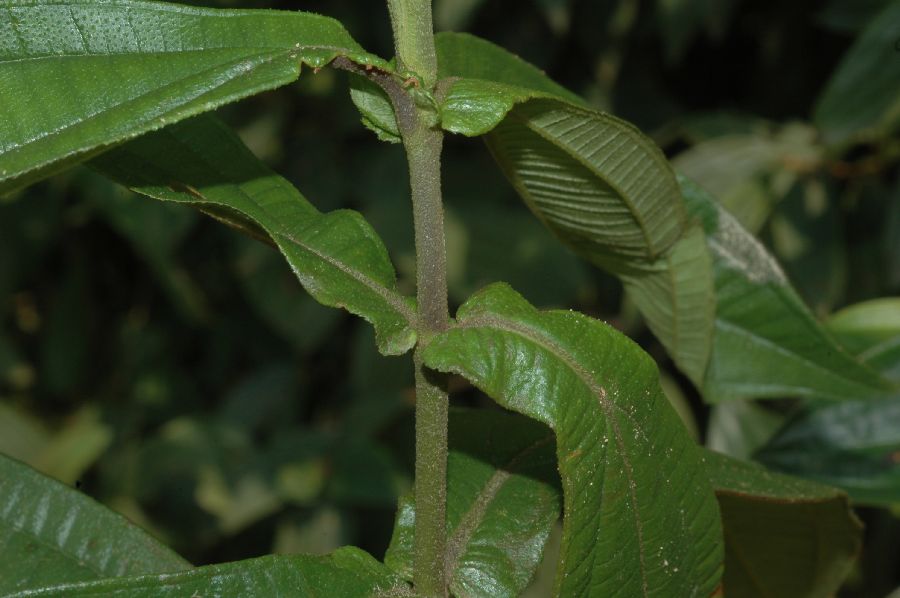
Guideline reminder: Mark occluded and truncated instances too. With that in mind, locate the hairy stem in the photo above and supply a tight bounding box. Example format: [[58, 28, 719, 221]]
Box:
[[405, 115, 449, 597], [385, 0, 438, 87]]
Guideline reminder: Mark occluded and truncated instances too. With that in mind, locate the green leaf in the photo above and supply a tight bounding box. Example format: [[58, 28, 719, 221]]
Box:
[[91, 114, 416, 355], [3, 547, 411, 597], [827, 298, 900, 356], [435, 32, 715, 386], [755, 395, 900, 506], [0, 0, 390, 195], [384, 408, 560, 597], [0, 453, 190, 595], [681, 175, 893, 401], [423, 283, 723, 597], [813, 1, 900, 145], [705, 450, 862, 598]]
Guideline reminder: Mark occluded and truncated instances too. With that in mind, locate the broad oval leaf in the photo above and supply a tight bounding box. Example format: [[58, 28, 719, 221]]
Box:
[[434, 32, 714, 386], [813, 1, 900, 145], [0, 0, 390, 195], [384, 408, 560, 598], [423, 283, 723, 597], [0, 453, 190, 595], [681, 175, 894, 401], [705, 450, 862, 598], [755, 395, 900, 506], [3, 547, 411, 597], [91, 115, 417, 355]]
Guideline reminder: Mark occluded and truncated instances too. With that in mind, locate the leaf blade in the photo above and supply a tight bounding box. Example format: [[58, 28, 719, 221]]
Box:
[[0, 453, 190, 595], [423, 283, 723, 597], [385, 408, 560, 598], [91, 115, 417, 355], [0, 0, 389, 194]]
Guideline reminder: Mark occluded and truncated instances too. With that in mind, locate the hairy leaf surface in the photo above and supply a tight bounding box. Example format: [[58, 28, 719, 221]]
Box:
[[681, 176, 893, 401], [423, 283, 723, 597], [91, 115, 416, 355], [0, 0, 389, 194], [706, 450, 862, 598], [0, 454, 190, 595], [3, 548, 410, 597], [435, 32, 715, 385], [385, 408, 560, 597]]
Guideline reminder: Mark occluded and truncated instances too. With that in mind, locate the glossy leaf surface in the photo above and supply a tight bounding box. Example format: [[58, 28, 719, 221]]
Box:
[[423, 283, 723, 597], [0, 453, 190, 595], [91, 115, 416, 355], [0, 0, 388, 195], [813, 1, 900, 145], [706, 450, 862, 598], [4, 548, 410, 597], [681, 176, 892, 401], [756, 396, 900, 506], [385, 408, 560, 597], [435, 32, 715, 385]]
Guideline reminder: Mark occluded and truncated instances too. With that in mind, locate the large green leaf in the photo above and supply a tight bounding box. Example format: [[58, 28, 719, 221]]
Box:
[[384, 408, 560, 598], [0, 453, 190, 595], [423, 283, 723, 597], [681, 175, 893, 401], [706, 450, 862, 598], [755, 395, 900, 506], [91, 114, 416, 355], [0, 0, 389, 195], [434, 32, 715, 386], [813, 1, 900, 145], [2, 547, 411, 597]]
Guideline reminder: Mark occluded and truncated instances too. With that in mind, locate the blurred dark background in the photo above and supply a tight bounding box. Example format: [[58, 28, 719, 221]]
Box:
[[1, 0, 898, 595]]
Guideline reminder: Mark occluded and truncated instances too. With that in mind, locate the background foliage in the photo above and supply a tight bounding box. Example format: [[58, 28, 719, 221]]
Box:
[[1, 0, 898, 595]]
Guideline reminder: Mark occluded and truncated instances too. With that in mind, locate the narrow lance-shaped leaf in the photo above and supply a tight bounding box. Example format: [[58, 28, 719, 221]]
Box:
[[91, 114, 417, 355], [385, 408, 560, 598], [423, 283, 723, 597], [430, 32, 715, 387], [680, 175, 894, 401], [3, 547, 412, 598], [705, 450, 862, 598], [0, 0, 391, 195], [0, 453, 190, 595]]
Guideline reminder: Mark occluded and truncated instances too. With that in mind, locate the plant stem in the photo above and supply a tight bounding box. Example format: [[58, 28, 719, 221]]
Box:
[[401, 104, 449, 598], [385, 0, 438, 87], [386, 2, 448, 594]]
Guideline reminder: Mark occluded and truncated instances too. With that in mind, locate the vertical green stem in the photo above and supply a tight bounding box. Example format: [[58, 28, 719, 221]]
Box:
[[385, 0, 438, 87], [384, 2, 447, 594], [404, 114, 450, 598]]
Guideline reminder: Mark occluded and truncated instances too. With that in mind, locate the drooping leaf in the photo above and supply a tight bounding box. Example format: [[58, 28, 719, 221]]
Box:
[[681, 175, 893, 402], [755, 395, 900, 506], [3, 547, 411, 597], [0, 453, 190, 595], [423, 283, 723, 597], [0, 0, 390, 195], [91, 114, 416, 355], [385, 408, 560, 598], [813, 1, 900, 145], [705, 450, 862, 598], [434, 32, 715, 385]]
